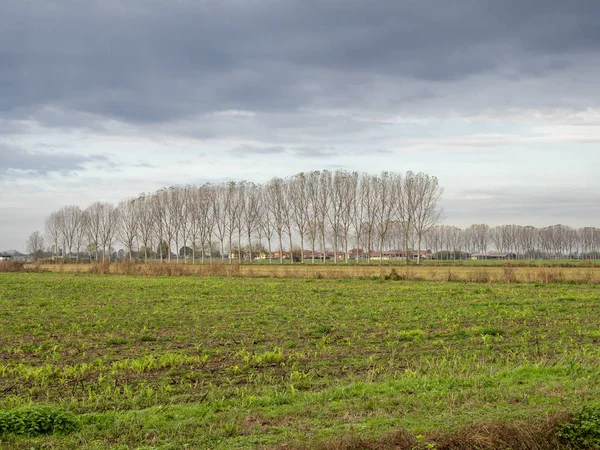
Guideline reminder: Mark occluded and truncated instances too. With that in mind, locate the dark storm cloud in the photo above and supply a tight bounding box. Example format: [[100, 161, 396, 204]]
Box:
[[2, 0, 600, 127], [0, 144, 110, 176]]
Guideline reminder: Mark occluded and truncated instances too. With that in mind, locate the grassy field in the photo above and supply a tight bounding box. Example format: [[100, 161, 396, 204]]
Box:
[[1, 273, 599, 448]]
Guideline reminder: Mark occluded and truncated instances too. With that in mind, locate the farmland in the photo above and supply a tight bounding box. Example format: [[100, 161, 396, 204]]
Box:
[[25, 259, 600, 284], [1, 272, 599, 448]]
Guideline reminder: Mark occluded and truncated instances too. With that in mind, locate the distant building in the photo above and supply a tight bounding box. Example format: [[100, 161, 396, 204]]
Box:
[[471, 252, 511, 260], [368, 250, 431, 261]]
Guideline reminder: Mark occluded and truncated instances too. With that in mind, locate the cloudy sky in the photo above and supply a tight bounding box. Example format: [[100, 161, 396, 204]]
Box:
[[1, 0, 599, 251]]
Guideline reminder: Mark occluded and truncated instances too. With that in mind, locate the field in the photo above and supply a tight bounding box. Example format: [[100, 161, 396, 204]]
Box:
[[1, 272, 600, 448], [25, 260, 600, 284]]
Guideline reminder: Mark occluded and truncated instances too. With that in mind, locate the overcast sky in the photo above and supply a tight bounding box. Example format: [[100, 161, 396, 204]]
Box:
[[1, 0, 599, 251]]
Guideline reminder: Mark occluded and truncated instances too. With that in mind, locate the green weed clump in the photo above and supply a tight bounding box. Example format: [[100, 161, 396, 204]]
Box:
[[397, 329, 425, 341], [0, 406, 78, 436], [558, 405, 600, 448], [474, 326, 504, 337]]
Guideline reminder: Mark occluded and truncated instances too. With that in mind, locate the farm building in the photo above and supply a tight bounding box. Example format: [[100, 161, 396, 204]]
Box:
[[470, 252, 512, 260], [369, 250, 431, 261]]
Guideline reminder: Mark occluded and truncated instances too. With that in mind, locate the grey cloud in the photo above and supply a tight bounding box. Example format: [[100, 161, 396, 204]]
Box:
[[443, 187, 599, 227], [2, 0, 600, 128], [291, 147, 338, 158], [0, 144, 110, 176], [229, 144, 341, 158], [230, 145, 287, 157]]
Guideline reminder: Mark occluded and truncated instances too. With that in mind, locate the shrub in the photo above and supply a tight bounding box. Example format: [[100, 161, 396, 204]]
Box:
[[384, 268, 405, 281], [468, 269, 491, 283], [0, 406, 78, 436], [0, 260, 25, 272], [502, 265, 518, 283], [88, 261, 111, 274], [558, 405, 600, 448]]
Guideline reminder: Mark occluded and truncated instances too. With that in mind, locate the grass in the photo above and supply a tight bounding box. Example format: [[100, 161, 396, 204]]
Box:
[[0, 273, 599, 448], [25, 260, 600, 283]]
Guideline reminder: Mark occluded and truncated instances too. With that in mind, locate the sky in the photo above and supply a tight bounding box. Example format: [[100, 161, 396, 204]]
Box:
[[1, 0, 600, 251]]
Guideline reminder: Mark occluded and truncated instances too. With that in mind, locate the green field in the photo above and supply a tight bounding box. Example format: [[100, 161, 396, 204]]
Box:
[[1, 273, 599, 448]]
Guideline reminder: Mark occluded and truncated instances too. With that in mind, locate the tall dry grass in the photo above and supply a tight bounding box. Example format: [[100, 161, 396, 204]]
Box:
[[0, 260, 46, 273], [299, 414, 569, 450], [26, 261, 600, 284]]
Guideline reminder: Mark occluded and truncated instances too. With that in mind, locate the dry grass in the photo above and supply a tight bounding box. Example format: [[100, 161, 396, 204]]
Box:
[[28, 261, 600, 284], [0, 260, 25, 272], [290, 414, 570, 450], [0, 260, 46, 273]]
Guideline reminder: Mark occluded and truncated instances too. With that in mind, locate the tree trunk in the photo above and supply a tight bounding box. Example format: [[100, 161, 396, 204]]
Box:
[[278, 233, 283, 264], [247, 231, 253, 263]]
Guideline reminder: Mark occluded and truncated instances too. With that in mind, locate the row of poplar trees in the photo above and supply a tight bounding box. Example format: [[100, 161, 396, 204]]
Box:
[[41, 170, 443, 264]]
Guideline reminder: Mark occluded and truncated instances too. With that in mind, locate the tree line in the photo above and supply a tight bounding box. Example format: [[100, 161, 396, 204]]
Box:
[[28, 170, 600, 263], [30, 170, 443, 264], [424, 223, 600, 260]]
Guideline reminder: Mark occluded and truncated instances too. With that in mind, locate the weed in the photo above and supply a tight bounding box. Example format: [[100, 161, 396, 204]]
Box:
[[558, 405, 600, 448], [397, 329, 425, 341], [0, 405, 78, 436], [105, 336, 128, 346], [474, 326, 504, 337], [315, 324, 333, 336]]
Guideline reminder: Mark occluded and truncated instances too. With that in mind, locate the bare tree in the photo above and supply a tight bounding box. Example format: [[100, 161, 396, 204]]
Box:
[[317, 171, 332, 262], [212, 184, 228, 263], [136, 194, 156, 262], [373, 172, 395, 265], [336, 171, 358, 264], [117, 197, 139, 261], [45, 211, 61, 259], [259, 184, 276, 263], [361, 173, 378, 264], [57, 205, 84, 260], [84, 202, 104, 261], [350, 172, 366, 263], [306, 171, 321, 264], [266, 177, 287, 264], [199, 184, 216, 263], [99, 203, 119, 262], [288, 173, 310, 263], [26, 231, 45, 259], [409, 173, 443, 264], [224, 182, 241, 264], [241, 182, 261, 262], [467, 224, 491, 255]]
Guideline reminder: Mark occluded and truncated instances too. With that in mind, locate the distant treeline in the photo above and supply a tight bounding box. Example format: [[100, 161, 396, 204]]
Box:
[[423, 224, 600, 260], [32, 170, 443, 264], [29, 171, 600, 263]]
